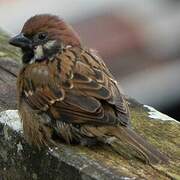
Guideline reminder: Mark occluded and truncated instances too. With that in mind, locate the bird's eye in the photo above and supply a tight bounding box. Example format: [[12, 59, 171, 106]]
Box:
[[38, 32, 47, 40]]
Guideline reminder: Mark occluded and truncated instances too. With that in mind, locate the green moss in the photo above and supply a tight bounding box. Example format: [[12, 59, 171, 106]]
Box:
[[129, 105, 180, 179], [0, 29, 21, 62]]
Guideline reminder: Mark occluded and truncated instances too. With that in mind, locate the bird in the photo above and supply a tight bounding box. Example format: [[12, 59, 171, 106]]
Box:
[[9, 14, 168, 164]]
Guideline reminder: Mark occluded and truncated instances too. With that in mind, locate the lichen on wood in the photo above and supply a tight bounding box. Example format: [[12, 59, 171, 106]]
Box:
[[0, 29, 20, 62]]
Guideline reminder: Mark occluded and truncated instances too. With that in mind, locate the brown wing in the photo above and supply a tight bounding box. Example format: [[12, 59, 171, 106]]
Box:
[[18, 47, 130, 126]]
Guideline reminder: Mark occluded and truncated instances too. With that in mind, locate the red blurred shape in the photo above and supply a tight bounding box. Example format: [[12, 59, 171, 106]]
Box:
[[74, 13, 143, 61]]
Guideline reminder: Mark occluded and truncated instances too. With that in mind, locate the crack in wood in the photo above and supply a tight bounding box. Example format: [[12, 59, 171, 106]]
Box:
[[0, 64, 17, 78]]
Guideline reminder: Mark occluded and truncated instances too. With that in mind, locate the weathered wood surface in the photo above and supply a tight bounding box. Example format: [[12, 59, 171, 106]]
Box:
[[0, 29, 179, 180], [0, 29, 20, 111], [0, 59, 19, 111]]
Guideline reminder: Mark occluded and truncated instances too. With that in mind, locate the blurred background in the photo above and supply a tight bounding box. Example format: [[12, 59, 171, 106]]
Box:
[[0, 0, 180, 120]]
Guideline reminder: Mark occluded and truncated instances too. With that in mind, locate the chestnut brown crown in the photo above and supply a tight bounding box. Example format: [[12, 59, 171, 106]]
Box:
[[21, 14, 81, 47], [9, 14, 81, 63]]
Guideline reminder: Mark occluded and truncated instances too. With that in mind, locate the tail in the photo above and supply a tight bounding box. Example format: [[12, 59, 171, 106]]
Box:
[[109, 126, 169, 164]]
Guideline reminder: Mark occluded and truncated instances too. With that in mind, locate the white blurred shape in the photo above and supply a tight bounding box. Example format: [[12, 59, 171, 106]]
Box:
[[144, 105, 179, 123]]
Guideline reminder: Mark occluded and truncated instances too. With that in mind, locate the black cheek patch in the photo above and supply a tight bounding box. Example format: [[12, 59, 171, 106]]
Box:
[[22, 48, 34, 64], [43, 42, 60, 59]]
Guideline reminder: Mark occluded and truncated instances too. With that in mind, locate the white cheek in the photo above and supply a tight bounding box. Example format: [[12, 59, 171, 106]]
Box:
[[29, 58, 35, 64], [28, 45, 44, 64], [34, 45, 44, 59], [44, 40, 56, 49], [28, 40, 58, 64]]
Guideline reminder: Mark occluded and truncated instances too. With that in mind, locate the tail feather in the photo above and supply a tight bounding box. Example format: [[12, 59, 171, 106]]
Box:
[[109, 127, 169, 164]]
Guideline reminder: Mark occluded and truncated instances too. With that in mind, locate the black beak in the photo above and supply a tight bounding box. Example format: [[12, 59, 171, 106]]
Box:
[[9, 33, 32, 49]]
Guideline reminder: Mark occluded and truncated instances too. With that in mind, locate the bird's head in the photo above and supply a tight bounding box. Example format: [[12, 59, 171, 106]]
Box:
[[9, 14, 81, 64]]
